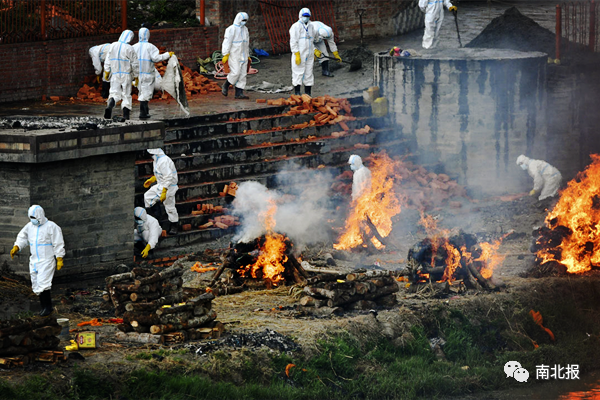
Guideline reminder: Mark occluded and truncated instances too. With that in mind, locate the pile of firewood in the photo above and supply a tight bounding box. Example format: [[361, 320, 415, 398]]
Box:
[[0, 316, 64, 366], [106, 265, 222, 344], [299, 270, 399, 310], [530, 222, 571, 275]]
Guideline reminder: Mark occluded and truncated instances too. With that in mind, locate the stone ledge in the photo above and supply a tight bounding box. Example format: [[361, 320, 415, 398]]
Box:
[[0, 122, 165, 163]]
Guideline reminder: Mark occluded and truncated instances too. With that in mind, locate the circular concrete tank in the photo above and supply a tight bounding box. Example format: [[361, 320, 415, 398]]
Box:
[[374, 48, 547, 197]]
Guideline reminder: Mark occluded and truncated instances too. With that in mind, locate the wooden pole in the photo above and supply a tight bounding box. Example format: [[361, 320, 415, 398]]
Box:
[[556, 4, 562, 61], [590, 1, 596, 52], [121, 0, 127, 30], [40, 0, 46, 40], [200, 0, 205, 26]]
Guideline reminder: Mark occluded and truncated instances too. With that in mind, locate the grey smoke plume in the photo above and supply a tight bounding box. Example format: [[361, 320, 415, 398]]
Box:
[[231, 165, 334, 247]]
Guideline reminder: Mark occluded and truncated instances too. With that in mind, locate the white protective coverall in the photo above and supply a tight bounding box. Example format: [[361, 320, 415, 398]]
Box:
[[349, 155, 372, 201], [312, 21, 337, 65], [14, 205, 65, 295], [89, 43, 111, 81], [290, 8, 317, 87], [132, 28, 170, 102], [516, 155, 562, 201], [134, 207, 162, 249], [222, 12, 250, 89], [144, 148, 179, 223], [419, 0, 454, 49], [104, 30, 139, 110]]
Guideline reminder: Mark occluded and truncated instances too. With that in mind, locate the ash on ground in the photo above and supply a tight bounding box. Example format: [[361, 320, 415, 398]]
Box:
[[0, 116, 113, 131], [190, 329, 300, 355]]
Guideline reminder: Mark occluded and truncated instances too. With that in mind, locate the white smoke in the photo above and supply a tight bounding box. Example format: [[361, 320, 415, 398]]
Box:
[[231, 165, 334, 247]]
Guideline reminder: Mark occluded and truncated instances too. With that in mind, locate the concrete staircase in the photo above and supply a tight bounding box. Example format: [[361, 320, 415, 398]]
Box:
[[133, 97, 411, 255]]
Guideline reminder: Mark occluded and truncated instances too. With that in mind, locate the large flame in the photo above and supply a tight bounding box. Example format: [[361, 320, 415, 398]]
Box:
[[237, 202, 288, 285], [537, 154, 600, 274], [334, 152, 402, 250]]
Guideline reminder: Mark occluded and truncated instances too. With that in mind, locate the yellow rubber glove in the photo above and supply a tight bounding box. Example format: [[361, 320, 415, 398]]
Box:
[[141, 244, 151, 258], [169, 51, 174, 57], [96, 75, 101, 84], [160, 187, 167, 203], [295, 52, 301, 65], [144, 175, 157, 188], [10, 245, 19, 259], [222, 54, 229, 64], [314, 48, 322, 58], [449, 5, 457, 12], [333, 51, 342, 62], [133, 77, 139, 87], [65, 340, 78, 351], [104, 70, 110, 81], [529, 189, 537, 196], [56, 257, 63, 271]]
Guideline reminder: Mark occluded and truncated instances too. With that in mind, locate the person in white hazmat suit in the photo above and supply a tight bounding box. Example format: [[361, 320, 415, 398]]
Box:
[[132, 27, 174, 119], [134, 207, 162, 258], [516, 155, 562, 201], [349, 155, 372, 201], [312, 21, 342, 78], [10, 205, 65, 317], [418, 0, 457, 49], [143, 148, 179, 236], [103, 30, 139, 120], [88, 43, 111, 98], [221, 12, 250, 99], [290, 8, 317, 96]]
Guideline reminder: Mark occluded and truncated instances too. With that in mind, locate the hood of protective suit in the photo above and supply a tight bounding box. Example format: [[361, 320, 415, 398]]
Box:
[[147, 148, 165, 156], [516, 154, 530, 167], [234, 12, 249, 26], [28, 205, 48, 226], [134, 207, 148, 222], [139, 27, 150, 42], [348, 154, 364, 171], [118, 30, 134, 44], [299, 7, 311, 22], [314, 22, 332, 39]]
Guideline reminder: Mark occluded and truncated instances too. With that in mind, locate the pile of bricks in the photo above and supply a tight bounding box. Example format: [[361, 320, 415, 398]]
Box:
[[219, 181, 238, 197], [192, 203, 227, 215], [199, 215, 240, 230]]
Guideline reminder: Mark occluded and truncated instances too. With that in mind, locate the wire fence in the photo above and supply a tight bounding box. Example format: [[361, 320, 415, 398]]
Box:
[[0, 0, 126, 45]]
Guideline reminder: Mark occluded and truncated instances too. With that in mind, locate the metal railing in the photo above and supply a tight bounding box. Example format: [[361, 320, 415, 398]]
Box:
[[556, 1, 599, 59], [0, 0, 126, 45]]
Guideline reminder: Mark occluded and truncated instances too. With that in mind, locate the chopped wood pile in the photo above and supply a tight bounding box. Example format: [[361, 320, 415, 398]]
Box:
[[407, 231, 495, 293], [299, 270, 399, 310], [331, 157, 468, 210], [105, 265, 221, 343], [0, 316, 63, 365], [530, 222, 571, 275]]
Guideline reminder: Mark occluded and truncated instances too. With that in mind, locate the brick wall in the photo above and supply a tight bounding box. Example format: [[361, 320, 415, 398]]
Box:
[[0, 26, 218, 104], [197, 0, 422, 54]]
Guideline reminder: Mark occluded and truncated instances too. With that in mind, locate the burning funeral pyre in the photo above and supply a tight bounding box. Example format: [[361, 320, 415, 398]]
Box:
[[406, 214, 506, 294], [533, 154, 600, 274]]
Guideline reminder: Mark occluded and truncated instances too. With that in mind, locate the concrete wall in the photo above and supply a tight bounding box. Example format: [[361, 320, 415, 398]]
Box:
[[0, 26, 219, 104], [198, 0, 423, 54], [375, 48, 548, 197]]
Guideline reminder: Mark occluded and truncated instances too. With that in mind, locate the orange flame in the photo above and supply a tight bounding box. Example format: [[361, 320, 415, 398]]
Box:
[[537, 154, 600, 274], [477, 235, 508, 279], [237, 201, 288, 285], [334, 152, 402, 250]]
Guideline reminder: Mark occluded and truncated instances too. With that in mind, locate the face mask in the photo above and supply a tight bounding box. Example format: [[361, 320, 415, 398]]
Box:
[[30, 218, 39, 226], [520, 164, 528, 170], [350, 164, 358, 171], [136, 219, 144, 231], [301, 16, 310, 23], [240, 20, 247, 26]]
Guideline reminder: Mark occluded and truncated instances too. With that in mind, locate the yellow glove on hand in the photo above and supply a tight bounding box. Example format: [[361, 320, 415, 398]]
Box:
[[10, 245, 19, 259], [65, 340, 78, 351], [160, 187, 167, 203], [169, 51, 174, 57], [295, 52, 301, 65], [449, 6, 457, 11], [144, 176, 157, 188], [314, 49, 322, 58], [56, 257, 63, 271], [133, 77, 139, 87], [333, 51, 342, 62], [104, 70, 110, 81], [96, 75, 101, 84], [529, 189, 537, 196], [141, 244, 151, 258], [222, 54, 229, 64]]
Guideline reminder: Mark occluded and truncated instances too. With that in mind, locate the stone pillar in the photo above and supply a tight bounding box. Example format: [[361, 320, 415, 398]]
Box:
[[375, 48, 547, 197], [0, 122, 164, 279]]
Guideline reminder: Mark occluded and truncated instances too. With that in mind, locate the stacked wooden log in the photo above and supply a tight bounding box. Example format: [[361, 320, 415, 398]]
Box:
[[0, 316, 62, 365], [106, 266, 220, 343], [299, 270, 399, 310], [530, 222, 571, 275]]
